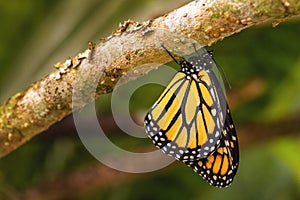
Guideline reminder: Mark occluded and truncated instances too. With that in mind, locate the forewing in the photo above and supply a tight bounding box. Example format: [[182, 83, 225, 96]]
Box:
[[145, 69, 224, 161]]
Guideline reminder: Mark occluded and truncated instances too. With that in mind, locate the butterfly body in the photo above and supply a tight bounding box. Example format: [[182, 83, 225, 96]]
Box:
[[144, 46, 239, 187]]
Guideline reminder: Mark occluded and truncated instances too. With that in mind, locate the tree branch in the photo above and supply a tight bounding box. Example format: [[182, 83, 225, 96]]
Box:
[[0, 0, 300, 158]]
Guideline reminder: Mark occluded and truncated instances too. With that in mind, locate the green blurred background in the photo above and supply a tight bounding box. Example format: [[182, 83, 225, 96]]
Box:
[[0, 0, 300, 199]]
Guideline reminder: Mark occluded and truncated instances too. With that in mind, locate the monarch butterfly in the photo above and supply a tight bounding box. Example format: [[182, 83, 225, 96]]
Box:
[[144, 44, 239, 187]]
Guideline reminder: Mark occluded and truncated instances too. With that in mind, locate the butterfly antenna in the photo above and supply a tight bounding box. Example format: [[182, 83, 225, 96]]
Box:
[[192, 43, 201, 57], [192, 43, 232, 89], [215, 59, 232, 89], [161, 44, 180, 65]]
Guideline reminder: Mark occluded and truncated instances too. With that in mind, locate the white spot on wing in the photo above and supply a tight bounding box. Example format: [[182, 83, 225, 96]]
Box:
[[210, 88, 216, 100], [211, 108, 217, 116]]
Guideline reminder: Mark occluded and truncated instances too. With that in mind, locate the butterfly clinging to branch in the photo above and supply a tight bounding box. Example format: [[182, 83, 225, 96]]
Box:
[[144, 44, 239, 187]]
